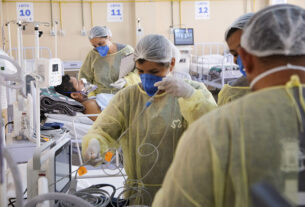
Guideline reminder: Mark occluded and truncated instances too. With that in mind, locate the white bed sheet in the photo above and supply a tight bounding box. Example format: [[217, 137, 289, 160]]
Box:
[[45, 113, 94, 139], [95, 93, 115, 110], [191, 54, 224, 64]]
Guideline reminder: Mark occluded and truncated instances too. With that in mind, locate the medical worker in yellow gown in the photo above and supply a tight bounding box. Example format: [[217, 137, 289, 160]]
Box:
[[217, 13, 254, 105], [79, 26, 140, 95], [81, 34, 217, 206], [153, 4, 305, 207]]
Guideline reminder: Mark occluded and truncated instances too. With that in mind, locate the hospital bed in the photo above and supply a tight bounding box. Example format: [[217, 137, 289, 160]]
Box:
[[41, 87, 116, 139], [45, 112, 93, 139], [41, 88, 120, 170], [190, 42, 242, 89], [39, 86, 91, 140]]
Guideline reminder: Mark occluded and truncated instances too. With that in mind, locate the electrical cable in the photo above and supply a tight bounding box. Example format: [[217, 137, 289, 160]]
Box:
[[24, 192, 93, 207], [47, 161, 126, 207], [100, 159, 122, 177], [61, 184, 117, 207], [5, 121, 14, 129]]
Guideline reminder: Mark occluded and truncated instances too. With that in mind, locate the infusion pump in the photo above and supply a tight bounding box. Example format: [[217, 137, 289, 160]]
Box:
[[35, 58, 63, 88]]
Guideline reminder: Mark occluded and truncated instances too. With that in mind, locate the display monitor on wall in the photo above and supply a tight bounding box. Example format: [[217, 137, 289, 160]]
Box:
[[174, 28, 194, 46]]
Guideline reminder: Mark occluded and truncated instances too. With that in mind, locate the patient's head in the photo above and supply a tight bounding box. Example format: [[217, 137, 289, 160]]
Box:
[[54, 74, 87, 102]]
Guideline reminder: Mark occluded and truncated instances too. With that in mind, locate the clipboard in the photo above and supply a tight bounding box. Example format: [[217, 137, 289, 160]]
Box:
[[119, 53, 135, 79]]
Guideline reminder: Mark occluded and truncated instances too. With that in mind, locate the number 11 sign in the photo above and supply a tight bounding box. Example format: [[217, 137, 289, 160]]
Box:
[[107, 3, 123, 22], [16, 2, 34, 22], [195, 1, 210, 20]]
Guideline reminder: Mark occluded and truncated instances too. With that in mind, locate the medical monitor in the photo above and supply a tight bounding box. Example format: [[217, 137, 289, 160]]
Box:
[[34, 58, 63, 87], [54, 139, 71, 192], [27, 138, 72, 204], [173, 28, 194, 46]]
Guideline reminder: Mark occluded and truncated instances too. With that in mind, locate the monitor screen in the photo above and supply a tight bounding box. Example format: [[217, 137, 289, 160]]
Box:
[[174, 28, 194, 46], [52, 64, 59, 72], [54, 141, 71, 192]]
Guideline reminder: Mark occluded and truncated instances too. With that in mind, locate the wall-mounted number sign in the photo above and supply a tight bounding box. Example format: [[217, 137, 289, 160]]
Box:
[[107, 3, 123, 22], [195, 1, 210, 20], [16, 2, 34, 22]]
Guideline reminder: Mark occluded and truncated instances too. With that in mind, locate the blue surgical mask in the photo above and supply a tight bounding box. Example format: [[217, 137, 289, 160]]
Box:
[[140, 74, 163, 96], [96, 45, 109, 57], [237, 55, 246, 77]]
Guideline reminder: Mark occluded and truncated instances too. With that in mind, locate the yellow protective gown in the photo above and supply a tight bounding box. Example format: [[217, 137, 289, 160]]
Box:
[[79, 44, 140, 95], [82, 80, 217, 206], [153, 75, 305, 207], [218, 84, 251, 106]]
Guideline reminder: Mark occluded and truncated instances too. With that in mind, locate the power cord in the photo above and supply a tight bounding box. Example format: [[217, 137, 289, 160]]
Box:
[[60, 184, 128, 207], [5, 121, 14, 129]]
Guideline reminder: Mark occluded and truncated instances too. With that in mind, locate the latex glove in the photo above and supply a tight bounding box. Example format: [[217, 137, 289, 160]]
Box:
[[110, 78, 127, 89], [154, 76, 195, 98], [84, 138, 100, 164]]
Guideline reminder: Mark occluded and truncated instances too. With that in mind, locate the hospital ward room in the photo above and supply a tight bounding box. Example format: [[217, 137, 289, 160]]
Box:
[[1, 0, 305, 206]]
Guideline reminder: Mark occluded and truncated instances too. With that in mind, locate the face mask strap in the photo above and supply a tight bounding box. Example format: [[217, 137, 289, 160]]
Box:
[[63, 91, 88, 97], [250, 64, 305, 89], [250, 65, 288, 88]]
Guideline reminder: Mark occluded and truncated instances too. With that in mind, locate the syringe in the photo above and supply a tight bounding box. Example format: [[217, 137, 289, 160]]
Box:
[[145, 90, 160, 108]]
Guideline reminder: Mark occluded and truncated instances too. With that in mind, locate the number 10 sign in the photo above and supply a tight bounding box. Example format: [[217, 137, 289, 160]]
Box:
[[107, 3, 123, 22], [16, 2, 34, 22], [195, 1, 210, 20]]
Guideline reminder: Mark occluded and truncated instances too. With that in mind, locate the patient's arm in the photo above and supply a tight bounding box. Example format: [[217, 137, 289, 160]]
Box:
[[82, 99, 101, 121]]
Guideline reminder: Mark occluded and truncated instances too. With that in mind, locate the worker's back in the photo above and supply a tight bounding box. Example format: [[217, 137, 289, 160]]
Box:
[[152, 83, 305, 207], [220, 85, 304, 206]]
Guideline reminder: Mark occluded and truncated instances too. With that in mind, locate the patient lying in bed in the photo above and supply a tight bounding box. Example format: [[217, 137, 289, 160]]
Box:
[[54, 75, 114, 121]]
